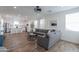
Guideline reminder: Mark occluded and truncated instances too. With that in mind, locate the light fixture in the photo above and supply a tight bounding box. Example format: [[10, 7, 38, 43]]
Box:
[[34, 6, 42, 13], [34, 6, 42, 19], [13, 6, 16, 9]]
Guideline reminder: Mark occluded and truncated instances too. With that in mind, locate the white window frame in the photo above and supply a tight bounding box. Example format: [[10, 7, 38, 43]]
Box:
[[66, 12, 79, 31]]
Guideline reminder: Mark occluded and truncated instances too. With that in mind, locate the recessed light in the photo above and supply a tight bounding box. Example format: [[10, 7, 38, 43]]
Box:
[[13, 6, 16, 9]]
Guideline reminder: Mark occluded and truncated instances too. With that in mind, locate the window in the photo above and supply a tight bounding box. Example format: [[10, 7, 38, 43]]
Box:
[[66, 12, 79, 31], [13, 21, 19, 28], [40, 19, 45, 29], [34, 20, 38, 28]]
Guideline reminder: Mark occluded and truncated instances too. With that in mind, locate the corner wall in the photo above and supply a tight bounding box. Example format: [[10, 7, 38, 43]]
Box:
[[50, 7, 79, 44]]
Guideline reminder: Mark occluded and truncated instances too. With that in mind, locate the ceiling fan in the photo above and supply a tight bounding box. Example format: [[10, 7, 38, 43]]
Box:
[[34, 6, 42, 13]]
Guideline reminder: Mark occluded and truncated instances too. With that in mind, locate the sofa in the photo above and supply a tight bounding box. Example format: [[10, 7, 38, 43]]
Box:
[[34, 29, 61, 49]]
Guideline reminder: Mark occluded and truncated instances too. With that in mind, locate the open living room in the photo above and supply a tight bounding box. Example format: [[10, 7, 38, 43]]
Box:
[[0, 6, 79, 52]]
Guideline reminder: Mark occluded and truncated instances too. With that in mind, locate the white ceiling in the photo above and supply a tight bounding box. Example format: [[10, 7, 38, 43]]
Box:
[[40, 6, 79, 14], [0, 6, 78, 16]]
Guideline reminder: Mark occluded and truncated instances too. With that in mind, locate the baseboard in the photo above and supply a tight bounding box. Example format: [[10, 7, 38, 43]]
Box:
[[61, 38, 79, 45]]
